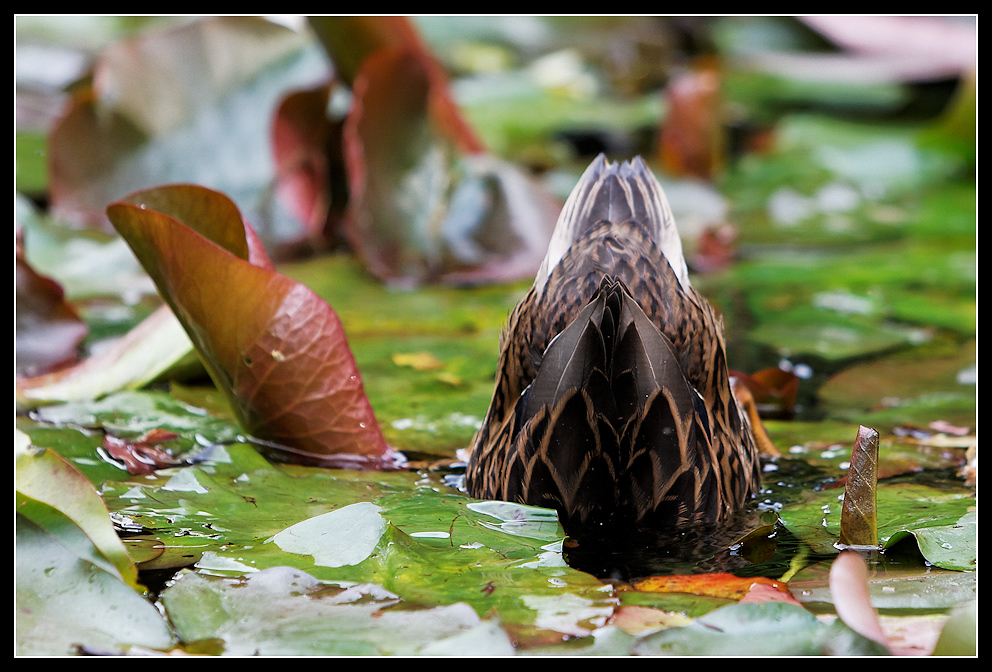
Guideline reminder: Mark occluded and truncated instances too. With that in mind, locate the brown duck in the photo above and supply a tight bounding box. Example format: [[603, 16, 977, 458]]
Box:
[[465, 155, 763, 533]]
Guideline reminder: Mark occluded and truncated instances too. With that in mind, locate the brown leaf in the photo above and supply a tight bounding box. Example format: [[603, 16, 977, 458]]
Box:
[[102, 430, 181, 475], [838, 425, 879, 548], [106, 184, 392, 464], [731, 366, 800, 414], [271, 83, 339, 243], [15, 229, 89, 376]]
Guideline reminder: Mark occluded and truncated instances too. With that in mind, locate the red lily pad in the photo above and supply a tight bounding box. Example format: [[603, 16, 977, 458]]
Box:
[[106, 184, 391, 465]]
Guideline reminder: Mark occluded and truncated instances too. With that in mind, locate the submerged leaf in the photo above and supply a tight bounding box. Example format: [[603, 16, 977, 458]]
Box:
[[633, 573, 791, 601], [106, 184, 391, 463]]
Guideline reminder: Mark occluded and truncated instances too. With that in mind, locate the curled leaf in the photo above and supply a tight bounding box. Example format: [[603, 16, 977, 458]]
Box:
[[16, 304, 197, 410], [106, 184, 392, 465], [343, 46, 558, 285], [271, 82, 340, 241], [838, 425, 879, 548]]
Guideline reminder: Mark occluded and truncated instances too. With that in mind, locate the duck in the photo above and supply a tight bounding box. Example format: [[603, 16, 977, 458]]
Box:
[[465, 154, 763, 533]]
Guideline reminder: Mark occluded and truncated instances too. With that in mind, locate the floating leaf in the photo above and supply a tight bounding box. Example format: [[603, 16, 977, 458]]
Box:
[[632, 601, 887, 656], [16, 514, 175, 655], [268, 502, 387, 568], [884, 510, 976, 571], [633, 573, 791, 601], [106, 184, 391, 463], [160, 567, 492, 656], [15, 432, 140, 591], [102, 428, 182, 475]]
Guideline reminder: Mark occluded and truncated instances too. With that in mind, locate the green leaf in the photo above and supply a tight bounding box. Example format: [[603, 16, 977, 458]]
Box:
[[16, 514, 176, 655], [884, 510, 976, 571], [15, 434, 139, 590], [268, 502, 388, 567]]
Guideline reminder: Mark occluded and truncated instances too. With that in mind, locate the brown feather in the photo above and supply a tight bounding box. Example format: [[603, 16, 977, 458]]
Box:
[[465, 155, 760, 533]]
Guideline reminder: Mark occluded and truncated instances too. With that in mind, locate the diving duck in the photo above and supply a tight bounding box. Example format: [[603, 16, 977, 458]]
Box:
[[465, 155, 761, 533]]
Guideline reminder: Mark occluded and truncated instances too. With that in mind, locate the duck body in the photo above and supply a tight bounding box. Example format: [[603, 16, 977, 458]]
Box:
[[465, 155, 760, 533]]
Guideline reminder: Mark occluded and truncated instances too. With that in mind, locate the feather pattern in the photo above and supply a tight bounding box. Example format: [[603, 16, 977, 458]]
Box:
[[465, 155, 760, 532]]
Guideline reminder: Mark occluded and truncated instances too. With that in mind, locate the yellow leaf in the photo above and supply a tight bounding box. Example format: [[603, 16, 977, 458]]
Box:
[[392, 352, 445, 371]]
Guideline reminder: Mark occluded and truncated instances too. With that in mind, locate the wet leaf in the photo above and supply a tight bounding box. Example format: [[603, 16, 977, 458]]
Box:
[[15, 433, 140, 590], [804, 562, 975, 614], [102, 428, 182, 475], [633, 573, 791, 601], [160, 567, 500, 656], [106, 185, 391, 463], [884, 510, 976, 571], [268, 502, 387, 568], [16, 514, 175, 655], [632, 601, 888, 656]]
